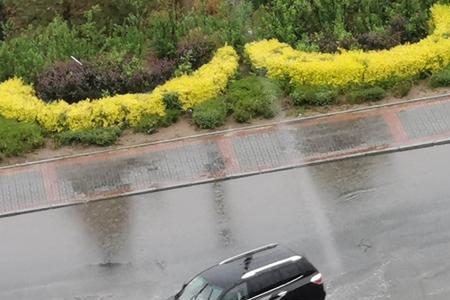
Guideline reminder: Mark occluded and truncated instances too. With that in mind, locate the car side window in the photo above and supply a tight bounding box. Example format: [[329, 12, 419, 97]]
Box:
[[247, 263, 303, 298], [223, 283, 249, 300]]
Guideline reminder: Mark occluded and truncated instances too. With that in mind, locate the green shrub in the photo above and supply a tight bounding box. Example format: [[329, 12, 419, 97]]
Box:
[[0, 117, 44, 159], [133, 108, 181, 134], [133, 114, 162, 134], [233, 97, 275, 123], [430, 67, 450, 88], [291, 86, 339, 106], [52, 127, 122, 147], [346, 86, 386, 104], [391, 80, 413, 97], [160, 108, 181, 127], [163, 92, 182, 110], [192, 98, 228, 129], [226, 75, 281, 123]]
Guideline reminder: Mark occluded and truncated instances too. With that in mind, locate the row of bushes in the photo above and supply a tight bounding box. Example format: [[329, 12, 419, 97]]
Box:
[[245, 4, 450, 89], [2, 66, 450, 158], [0, 46, 239, 132], [192, 63, 450, 129]]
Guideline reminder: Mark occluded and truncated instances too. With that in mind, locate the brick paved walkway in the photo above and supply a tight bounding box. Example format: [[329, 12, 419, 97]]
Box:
[[1, 96, 450, 217]]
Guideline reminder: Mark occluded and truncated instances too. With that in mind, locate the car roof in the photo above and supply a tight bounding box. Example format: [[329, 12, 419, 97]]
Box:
[[201, 244, 300, 291]]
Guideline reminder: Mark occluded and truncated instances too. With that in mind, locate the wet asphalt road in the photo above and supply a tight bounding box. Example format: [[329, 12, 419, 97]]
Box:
[[2, 144, 450, 300]]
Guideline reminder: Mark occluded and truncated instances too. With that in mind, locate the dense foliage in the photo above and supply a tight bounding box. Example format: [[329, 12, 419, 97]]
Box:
[[245, 4, 450, 88], [2, 0, 448, 86], [256, 0, 450, 52], [0, 46, 238, 132], [0, 0, 251, 85], [35, 58, 176, 103]]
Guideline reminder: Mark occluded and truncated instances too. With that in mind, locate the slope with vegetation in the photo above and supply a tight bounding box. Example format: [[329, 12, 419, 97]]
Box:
[[0, 0, 450, 160]]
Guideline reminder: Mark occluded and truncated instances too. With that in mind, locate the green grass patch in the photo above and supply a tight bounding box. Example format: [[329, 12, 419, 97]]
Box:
[[52, 127, 122, 147], [0, 116, 45, 160]]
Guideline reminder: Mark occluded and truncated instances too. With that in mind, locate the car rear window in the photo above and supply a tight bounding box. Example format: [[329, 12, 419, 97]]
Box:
[[247, 263, 303, 297]]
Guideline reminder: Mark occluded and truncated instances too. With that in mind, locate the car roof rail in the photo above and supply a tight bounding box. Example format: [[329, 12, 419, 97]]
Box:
[[219, 243, 278, 265], [241, 255, 302, 279]]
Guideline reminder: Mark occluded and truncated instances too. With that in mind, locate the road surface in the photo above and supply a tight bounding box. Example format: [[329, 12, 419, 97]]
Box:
[[1, 144, 450, 299]]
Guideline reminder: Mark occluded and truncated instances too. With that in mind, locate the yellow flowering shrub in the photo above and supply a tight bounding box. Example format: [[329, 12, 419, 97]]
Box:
[[0, 46, 238, 132], [0, 78, 46, 123], [155, 45, 239, 110], [245, 4, 450, 88]]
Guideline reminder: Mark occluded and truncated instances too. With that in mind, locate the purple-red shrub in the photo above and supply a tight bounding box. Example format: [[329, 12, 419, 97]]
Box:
[[34, 56, 176, 103]]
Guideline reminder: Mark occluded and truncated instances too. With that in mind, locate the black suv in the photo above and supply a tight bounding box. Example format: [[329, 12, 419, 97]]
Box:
[[168, 243, 326, 300]]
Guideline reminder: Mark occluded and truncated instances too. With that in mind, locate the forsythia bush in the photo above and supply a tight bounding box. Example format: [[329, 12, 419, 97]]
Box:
[[0, 46, 238, 132], [245, 4, 450, 88], [155, 46, 239, 110]]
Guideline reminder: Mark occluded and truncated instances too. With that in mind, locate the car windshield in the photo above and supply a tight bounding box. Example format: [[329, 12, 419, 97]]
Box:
[[179, 276, 224, 300]]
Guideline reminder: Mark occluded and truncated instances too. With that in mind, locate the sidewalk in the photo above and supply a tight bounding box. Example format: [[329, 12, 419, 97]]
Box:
[[2, 95, 450, 217]]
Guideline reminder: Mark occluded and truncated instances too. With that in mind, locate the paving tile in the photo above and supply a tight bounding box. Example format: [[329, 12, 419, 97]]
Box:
[[399, 101, 450, 139], [55, 142, 222, 199], [0, 171, 47, 213]]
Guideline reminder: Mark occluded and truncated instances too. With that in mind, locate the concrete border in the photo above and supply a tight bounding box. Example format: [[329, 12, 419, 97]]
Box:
[[1, 92, 449, 171], [2, 137, 449, 219]]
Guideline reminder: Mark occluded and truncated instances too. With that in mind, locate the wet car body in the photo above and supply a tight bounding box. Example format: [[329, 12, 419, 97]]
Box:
[[168, 243, 326, 300]]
